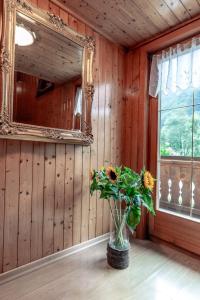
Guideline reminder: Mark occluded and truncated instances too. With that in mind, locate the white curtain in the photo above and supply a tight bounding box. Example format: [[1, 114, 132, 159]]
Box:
[[149, 37, 200, 97]]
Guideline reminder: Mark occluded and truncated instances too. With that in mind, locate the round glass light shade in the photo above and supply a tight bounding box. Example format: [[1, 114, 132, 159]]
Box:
[[15, 25, 35, 46]]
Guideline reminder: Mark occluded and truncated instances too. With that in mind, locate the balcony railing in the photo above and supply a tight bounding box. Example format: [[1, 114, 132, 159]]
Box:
[[159, 158, 200, 219]]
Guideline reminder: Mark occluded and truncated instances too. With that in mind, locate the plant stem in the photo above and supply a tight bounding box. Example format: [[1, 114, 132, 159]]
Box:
[[114, 201, 120, 227], [108, 199, 118, 230], [119, 201, 122, 224]]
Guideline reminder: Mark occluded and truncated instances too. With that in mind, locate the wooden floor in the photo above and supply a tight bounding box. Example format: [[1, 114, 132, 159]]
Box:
[[0, 239, 200, 300]]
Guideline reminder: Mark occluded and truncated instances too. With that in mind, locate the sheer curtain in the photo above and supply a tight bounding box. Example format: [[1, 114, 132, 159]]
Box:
[[149, 37, 200, 97]]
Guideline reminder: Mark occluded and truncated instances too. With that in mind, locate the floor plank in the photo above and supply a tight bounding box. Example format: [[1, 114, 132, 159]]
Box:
[[0, 240, 200, 300]]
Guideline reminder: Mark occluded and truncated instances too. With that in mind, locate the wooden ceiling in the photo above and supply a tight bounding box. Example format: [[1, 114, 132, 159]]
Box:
[[57, 0, 200, 47], [15, 13, 83, 84]]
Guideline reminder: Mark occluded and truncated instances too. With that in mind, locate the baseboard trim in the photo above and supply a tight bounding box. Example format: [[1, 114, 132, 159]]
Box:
[[0, 233, 109, 285], [150, 235, 200, 260]]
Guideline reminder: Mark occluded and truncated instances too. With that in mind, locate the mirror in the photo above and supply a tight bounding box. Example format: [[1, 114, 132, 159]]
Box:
[[0, 0, 95, 144], [14, 12, 83, 131]]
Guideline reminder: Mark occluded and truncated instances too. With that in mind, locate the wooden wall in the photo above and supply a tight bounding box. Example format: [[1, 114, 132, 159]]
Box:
[[0, 0, 125, 273], [122, 48, 149, 239], [13, 72, 80, 129]]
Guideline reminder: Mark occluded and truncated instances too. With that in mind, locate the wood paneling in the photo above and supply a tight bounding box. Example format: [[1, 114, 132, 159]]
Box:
[[122, 49, 142, 171], [31, 142, 45, 262], [63, 145, 74, 248], [18, 142, 33, 267], [54, 144, 65, 252], [56, 0, 200, 47], [3, 141, 20, 272], [0, 0, 125, 273]]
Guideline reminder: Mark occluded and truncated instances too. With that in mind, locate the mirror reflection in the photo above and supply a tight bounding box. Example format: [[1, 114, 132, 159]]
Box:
[[13, 12, 84, 130]]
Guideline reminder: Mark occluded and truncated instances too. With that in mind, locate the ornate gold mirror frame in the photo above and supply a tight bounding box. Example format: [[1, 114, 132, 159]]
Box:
[[0, 0, 95, 144]]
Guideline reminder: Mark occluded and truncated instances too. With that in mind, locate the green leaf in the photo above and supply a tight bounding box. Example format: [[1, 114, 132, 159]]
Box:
[[141, 193, 155, 215], [126, 206, 141, 230]]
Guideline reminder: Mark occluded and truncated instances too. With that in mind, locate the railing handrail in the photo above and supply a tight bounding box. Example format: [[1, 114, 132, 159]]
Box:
[[161, 155, 200, 161]]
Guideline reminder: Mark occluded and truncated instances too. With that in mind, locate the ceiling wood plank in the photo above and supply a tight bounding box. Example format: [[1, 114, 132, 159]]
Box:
[[85, 0, 142, 42], [131, 0, 170, 30], [180, 0, 200, 16], [164, 0, 191, 21], [62, 0, 135, 46], [116, 0, 160, 35], [55, 0, 200, 47], [149, 0, 179, 27]]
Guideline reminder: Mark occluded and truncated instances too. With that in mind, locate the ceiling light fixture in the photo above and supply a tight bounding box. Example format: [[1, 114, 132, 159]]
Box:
[[15, 24, 35, 46]]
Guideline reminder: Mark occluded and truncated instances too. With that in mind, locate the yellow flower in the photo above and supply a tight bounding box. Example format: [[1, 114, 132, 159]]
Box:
[[106, 166, 118, 183], [100, 166, 105, 171], [90, 169, 95, 181], [143, 171, 154, 191]]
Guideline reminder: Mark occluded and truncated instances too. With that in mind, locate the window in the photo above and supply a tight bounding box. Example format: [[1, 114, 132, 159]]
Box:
[[149, 37, 200, 220]]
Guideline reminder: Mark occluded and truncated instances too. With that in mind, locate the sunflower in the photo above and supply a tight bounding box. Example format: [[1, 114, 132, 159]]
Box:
[[143, 171, 154, 191], [100, 166, 105, 171], [90, 169, 95, 181], [106, 166, 118, 183]]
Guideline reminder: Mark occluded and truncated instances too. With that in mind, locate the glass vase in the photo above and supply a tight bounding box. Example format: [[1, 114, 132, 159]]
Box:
[[109, 208, 129, 251]]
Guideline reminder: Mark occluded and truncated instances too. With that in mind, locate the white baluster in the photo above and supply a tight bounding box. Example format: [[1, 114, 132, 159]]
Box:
[[167, 179, 172, 203], [178, 180, 183, 206], [191, 182, 195, 209]]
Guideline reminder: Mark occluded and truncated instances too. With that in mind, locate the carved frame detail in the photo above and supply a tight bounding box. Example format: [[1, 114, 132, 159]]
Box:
[[0, 0, 95, 145]]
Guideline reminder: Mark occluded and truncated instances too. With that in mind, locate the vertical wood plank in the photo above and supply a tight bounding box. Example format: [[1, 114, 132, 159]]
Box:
[[18, 142, 33, 267], [103, 40, 112, 234], [64, 145, 74, 248], [0, 141, 6, 273], [29, 0, 38, 7], [59, 9, 69, 25], [117, 48, 125, 165], [43, 144, 56, 256], [3, 141, 20, 272], [135, 50, 149, 239], [123, 52, 133, 167], [68, 14, 78, 31], [54, 144, 65, 252], [111, 46, 118, 166], [96, 36, 106, 237], [130, 50, 140, 171], [49, 1, 60, 15], [89, 31, 100, 239], [79, 24, 90, 242], [137, 49, 148, 171], [73, 146, 82, 245], [77, 20, 86, 35], [81, 146, 90, 242], [37, 0, 49, 11], [31, 142, 45, 261]]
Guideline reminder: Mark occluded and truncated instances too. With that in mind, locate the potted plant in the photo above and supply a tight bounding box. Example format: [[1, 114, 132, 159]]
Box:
[[90, 166, 155, 269]]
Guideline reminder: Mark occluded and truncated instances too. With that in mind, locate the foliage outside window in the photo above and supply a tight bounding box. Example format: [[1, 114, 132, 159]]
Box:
[[160, 88, 200, 158]]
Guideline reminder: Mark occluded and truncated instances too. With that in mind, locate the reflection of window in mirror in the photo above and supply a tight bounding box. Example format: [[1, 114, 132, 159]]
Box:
[[73, 86, 82, 130]]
